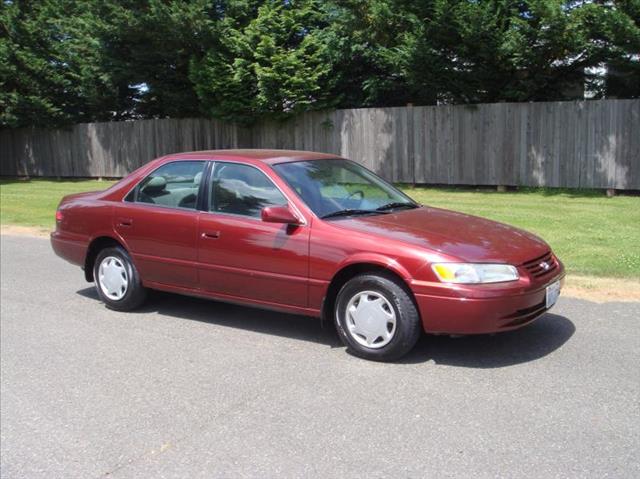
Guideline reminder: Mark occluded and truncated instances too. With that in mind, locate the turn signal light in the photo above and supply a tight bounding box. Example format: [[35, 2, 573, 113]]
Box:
[[55, 210, 63, 222]]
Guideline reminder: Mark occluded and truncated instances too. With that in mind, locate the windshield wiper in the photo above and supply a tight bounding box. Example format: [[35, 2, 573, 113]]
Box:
[[321, 209, 387, 219], [375, 202, 419, 212]]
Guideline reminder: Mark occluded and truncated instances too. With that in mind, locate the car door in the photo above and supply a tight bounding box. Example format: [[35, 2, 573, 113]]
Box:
[[197, 161, 310, 308], [115, 160, 208, 289]]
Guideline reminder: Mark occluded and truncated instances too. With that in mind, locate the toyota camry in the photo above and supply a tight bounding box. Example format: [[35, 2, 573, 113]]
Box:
[[51, 150, 564, 361]]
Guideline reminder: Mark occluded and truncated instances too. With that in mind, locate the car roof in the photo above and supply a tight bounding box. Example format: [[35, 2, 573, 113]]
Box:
[[164, 149, 344, 165]]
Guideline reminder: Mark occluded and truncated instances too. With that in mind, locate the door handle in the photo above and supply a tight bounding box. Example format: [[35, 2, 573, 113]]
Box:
[[117, 218, 133, 227], [201, 231, 221, 239]]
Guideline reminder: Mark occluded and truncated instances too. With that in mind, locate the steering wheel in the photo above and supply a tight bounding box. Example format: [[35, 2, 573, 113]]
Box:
[[347, 190, 364, 201]]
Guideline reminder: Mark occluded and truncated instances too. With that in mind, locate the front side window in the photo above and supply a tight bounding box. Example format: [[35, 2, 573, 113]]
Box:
[[126, 161, 206, 210], [209, 162, 286, 218], [273, 159, 416, 218]]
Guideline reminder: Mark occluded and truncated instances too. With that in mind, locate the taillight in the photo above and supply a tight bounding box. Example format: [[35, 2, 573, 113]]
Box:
[[55, 210, 63, 222]]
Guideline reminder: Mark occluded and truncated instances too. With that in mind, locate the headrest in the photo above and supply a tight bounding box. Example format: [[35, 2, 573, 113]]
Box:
[[193, 172, 202, 186], [142, 176, 167, 193]]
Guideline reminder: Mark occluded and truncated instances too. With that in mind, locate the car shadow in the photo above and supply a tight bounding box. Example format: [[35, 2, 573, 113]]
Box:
[[77, 288, 575, 368], [76, 287, 343, 348], [401, 313, 576, 368]]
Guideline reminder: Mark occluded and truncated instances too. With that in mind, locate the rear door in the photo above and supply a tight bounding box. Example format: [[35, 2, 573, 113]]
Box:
[[197, 161, 310, 308], [115, 160, 208, 288]]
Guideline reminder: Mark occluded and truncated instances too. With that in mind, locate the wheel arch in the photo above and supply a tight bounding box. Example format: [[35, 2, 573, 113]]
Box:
[[84, 236, 127, 282], [321, 259, 416, 323]]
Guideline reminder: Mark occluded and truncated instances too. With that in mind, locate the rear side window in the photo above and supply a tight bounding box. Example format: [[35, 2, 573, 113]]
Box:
[[126, 161, 206, 210], [209, 162, 286, 218]]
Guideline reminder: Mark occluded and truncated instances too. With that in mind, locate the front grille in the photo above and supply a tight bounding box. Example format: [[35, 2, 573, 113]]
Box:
[[522, 251, 558, 279]]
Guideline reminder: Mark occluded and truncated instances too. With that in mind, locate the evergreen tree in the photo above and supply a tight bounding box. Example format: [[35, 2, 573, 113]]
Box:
[[190, 0, 339, 124], [1, 0, 127, 127], [1, 0, 638, 128]]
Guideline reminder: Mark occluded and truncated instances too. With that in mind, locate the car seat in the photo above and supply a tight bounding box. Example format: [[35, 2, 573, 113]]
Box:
[[177, 171, 202, 209], [138, 176, 168, 204]]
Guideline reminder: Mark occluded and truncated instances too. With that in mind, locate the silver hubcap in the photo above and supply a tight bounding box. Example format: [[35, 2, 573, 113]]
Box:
[[345, 290, 397, 349], [98, 256, 129, 301]]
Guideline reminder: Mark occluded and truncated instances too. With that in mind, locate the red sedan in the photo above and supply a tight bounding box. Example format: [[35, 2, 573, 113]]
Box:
[[51, 150, 564, 361]]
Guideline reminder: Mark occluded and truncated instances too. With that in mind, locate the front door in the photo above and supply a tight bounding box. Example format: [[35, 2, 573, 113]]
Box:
[[197, 161, 310, 308], [115, 160, 207, 288]]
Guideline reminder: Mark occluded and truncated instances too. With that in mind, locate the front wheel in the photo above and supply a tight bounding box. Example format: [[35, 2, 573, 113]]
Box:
[[93, 246, 147, 311], [334, 273, 422, 361]]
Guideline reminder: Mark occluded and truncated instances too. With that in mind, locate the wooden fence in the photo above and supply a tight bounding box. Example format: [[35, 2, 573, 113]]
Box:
[[1, 99, 638, 189]]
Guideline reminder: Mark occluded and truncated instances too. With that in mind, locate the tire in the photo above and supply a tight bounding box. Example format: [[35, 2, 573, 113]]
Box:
[[93, 246, 147, 311], [334, 273, 422, 361]]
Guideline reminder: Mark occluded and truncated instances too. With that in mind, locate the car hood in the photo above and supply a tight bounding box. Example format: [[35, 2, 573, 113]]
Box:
[[331, 206, 549, 264]]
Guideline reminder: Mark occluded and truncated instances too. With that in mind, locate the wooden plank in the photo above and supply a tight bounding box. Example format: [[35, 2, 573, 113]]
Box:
[[621, 100, 640, 189]]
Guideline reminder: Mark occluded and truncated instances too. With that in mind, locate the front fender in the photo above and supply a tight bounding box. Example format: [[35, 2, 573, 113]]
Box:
[[335, 252, 413, 283]]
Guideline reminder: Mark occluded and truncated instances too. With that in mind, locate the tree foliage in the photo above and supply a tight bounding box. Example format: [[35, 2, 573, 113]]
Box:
[[1, 0, 123, 127], [1, 0, 639, 128], [189, 0, 340, 124]]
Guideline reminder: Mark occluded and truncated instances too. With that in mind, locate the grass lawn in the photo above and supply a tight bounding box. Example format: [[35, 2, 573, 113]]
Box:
[[0, 178, 117, 230], [1, 178, 638, 279], [403, 186, 639, 279]]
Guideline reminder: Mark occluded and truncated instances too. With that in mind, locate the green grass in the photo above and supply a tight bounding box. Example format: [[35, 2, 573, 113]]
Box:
[[1, 179, 638, 279], [0, 178, 116, 229], [401, 186, 640, 279]]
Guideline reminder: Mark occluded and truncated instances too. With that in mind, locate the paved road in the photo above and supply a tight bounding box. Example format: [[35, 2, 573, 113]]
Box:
[[1, 234, 639, 479]]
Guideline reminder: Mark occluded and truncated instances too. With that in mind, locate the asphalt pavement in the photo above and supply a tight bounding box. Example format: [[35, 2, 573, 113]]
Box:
[[1, 234, 639, 478]]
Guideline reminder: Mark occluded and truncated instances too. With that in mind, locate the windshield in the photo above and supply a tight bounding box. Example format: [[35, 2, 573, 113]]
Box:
[[273, 159, 417, 219]]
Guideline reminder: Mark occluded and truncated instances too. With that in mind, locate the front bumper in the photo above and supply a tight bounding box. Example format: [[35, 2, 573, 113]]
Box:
[[412, 272, 565, 334]]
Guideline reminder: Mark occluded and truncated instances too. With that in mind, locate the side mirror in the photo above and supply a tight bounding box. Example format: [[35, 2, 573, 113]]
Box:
[[261, 205, 302, 225]]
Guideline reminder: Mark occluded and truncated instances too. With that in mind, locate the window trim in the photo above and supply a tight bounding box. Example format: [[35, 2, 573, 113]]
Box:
[[122, 159, 209, 212], [196, 161, 214, 212], [204, 159, 307, 225]]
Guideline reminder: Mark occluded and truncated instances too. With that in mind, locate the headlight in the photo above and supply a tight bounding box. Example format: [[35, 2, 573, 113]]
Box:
[[431, 263, 519, 284]]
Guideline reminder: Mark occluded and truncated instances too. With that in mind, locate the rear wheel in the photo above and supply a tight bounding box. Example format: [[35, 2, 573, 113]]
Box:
[[334, 273, 422, 361], [93, 246, 147, 311]]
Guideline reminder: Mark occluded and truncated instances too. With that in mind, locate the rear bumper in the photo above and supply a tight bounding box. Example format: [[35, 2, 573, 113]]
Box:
[[50, 231, 87, 267], [413, 273, 565, 334]]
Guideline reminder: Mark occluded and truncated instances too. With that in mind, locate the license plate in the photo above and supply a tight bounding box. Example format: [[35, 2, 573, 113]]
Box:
[[546, 280, 561, 309]]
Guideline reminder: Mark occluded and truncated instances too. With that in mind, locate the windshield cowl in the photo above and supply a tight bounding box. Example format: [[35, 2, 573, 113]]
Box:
[[375, 202, 418, 212], [320, 209, 390, 220]]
